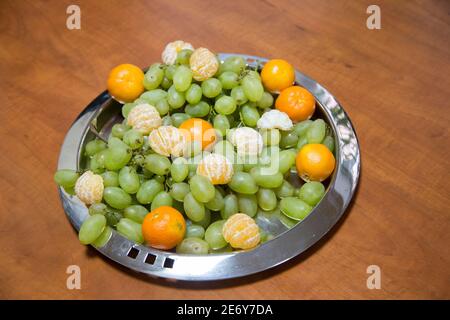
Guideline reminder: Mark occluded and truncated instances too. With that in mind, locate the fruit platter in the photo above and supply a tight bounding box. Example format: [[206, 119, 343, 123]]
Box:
[[55, 41, 360, 281]]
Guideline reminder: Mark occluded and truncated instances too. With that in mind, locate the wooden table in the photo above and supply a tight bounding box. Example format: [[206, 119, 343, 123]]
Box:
[[1, 0, 449, 299]]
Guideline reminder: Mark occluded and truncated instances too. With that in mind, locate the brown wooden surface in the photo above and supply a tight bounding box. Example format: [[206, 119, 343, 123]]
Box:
[[0, 0, 449, 299]]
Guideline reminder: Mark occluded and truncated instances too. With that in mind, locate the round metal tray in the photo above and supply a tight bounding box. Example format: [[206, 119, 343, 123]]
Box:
[[57, 53, 360, 281]]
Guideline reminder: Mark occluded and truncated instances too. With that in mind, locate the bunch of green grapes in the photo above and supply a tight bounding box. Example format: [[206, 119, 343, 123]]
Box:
[[54, 48, 335, 254]]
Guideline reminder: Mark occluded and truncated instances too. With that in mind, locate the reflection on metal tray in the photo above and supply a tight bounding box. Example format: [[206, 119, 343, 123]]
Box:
[[57, 53, 360, 281]]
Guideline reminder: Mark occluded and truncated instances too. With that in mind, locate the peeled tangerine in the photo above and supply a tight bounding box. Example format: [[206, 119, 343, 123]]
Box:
[[148, 125, 187, 157], [257, 109, 293, 131], [127, 103, 162, 135], [161, 40, 194, 65], [197, 153, 234, 185], [222, 213, 260, 250], [190, 48, 219, 81], [74, 171, 104, 205], [228, 127, 263, 156]]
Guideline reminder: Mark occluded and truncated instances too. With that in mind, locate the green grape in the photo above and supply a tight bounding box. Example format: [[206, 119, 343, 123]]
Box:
[[124, 205, 149, 224], [90, 158, 104, 174], [240, 104, 260, 127], [280, 197, 312, 221], [144, 154, 171, 176], [176, 238, 209, 254], [155, 98, 170, 116], [307, 119, 326, 143], [250, 167, 283, 188], [111, 123, 129, 139], [136, 179, 164, 204], [185, 101, 210, 118], [54, 169, 79, 188], [214, 140, 235, 160], [278, 149, 297, 174], [221, 56, 245, 74], [205, 188, 225, 211], [123, 129, 143, 150], [279, 211, 298, 229], [296, 135, 308, 151], [322, 135, 335, 153], [78, 214, 106, 245], [88, 202, 108, 215], [101, 171, 119, 187], [151, 191, 173, 210], [116, 218, 144, 244], [189, 175, 215, 203], [299, 181, 325, 206], [261, 129, 280, 146], [104, 147, 132, 171], [140, 89, 167, 105], [275, 180, 295, 198], [94, 149, 108, 168], [214, 95, 236, 115], [171, 113, 191, 127], [214, 114, 231, 137], [294, 188, 301, 197], [258, 146, 280, 167], [154, 174, 165, 184], [196, 208, 211, 229], [170, 158, 189, 182], [162, 114, 172, 126], [143, 64, 164, 90], [237, 194, 258, 217], [160, 76, 172, 90], [165, 64, 177, 80], [170, 182, 190, 202], [183, 192, 205, 222], [118, 166, 140, 194], [85, 139, 107, 157], [185, 83, 202, 105], [219, 71, 239, 89], [230, 86, 248, 105], [201, 78, 222, 98], [220, 194, 238, 219], [173, 65, 192, 92], [185, 225, 205, 239], [103, 187, 132, 209], [228, 172, 258, 194], [204, 220, 227, 250], [167, 85, 186, 109], [293, 120, 313, 137], [122, 102, 136, 118], [104, 207, 123, 227], [257, 188, 277, 211], [242, 75, 264, 102], [210, 244, 233, 253], [257, 91, 274, 109], [176, 49, 193, 65], [246, 70, 261, 80], [108, 136, 129, 150], [279, 130, 299, 149], [92, 226, 112, 248]]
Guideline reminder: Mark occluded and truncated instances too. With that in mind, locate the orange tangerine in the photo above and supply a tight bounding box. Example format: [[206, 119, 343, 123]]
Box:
[[107, 64, 145, 103], [296, 144, 335, 182], [261, 59, 295, 93], [179, 118, 216, 150], [197, 153, 234, 184], [142, 206, 186, 250], [275, 86, 315, 122], [222, 213, 260, 250]]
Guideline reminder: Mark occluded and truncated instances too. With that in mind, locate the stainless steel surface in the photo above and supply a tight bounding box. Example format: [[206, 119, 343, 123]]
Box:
[[57, 53, 361, 281]]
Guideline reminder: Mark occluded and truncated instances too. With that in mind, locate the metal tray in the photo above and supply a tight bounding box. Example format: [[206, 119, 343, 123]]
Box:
[[57, 53, 360, 281]]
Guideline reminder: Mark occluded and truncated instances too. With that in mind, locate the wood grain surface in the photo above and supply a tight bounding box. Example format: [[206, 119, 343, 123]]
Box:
[[0, 0, 449, 299]]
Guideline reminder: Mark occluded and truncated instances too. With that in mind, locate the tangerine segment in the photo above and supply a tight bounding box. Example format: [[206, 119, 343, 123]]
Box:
[[261, 59, 295, 93], [107, 64, 145, 103], [296, 144, 335, 182], [275, 86, 315, 122], [197, 153, 234, 185], [179, 118, 216, 150], [222, 213, 260, 250], [142, 206, 186, 250]]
